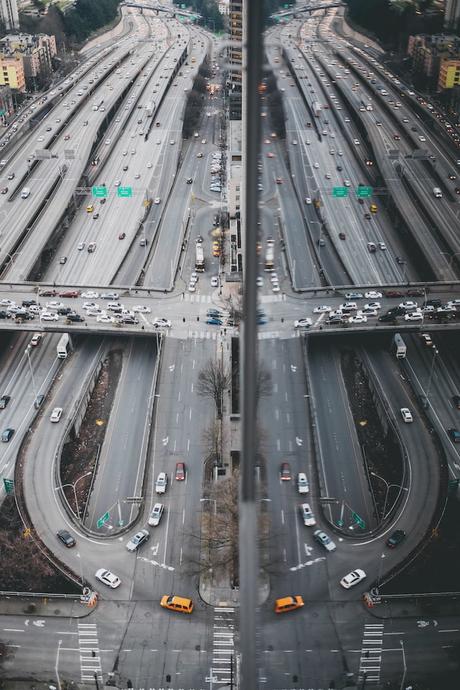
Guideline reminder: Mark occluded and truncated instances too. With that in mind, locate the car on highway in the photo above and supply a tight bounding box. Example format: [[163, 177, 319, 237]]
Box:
[[148, 503, 164, 527], [81, 291, 99, 299], [211, 276, 219, 287], [404, 312, 423, 322], [364, 302, 381, 310], [0, 394, 10, 409], [340, 569, 366, 589], [349, 314, 367, 324], [299, 503, 315, 526], [1, 187, 8, 194], [297, 472, 309, 494], [313, 305, 331, 313], [153, 318, 171, 328], [420, 333, 433, 347], [1, 428, 14, 442], [206, 317, 222, 325], [59, 256, 67, 265], [364, 291, 382, 299], [378, 242, 387, 250], [294, 318, 312, 329], [399, 301, 418, 311], [95, 569, 121, 589], [175, 462, 186, 481], [274, 596, 304, 614], [452, 395, 460, 409], [400, 408, 413, 423], [101, 292, 119, 300], [386, 529, 406, 548], [305, 197, 312, 204], [313, 529, 336, 552], [448, 428, 460, 443], [155, 472, 168, 494], [126, 529, 150, 552], [40, 312, 58, 321], [57, 529, 76, 548], [133, 305, 151, 313], [50, 407, 63, 423], [344, 292, 363, 300], [280, 462, 291, 481], [154, 197, 161, 204], [96, 314, 112, 323], [66, 313, 85, 323], [46, 301, 64, 310]]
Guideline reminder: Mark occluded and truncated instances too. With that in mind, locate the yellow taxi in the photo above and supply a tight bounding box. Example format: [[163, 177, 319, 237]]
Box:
[[160, 595, 194, 614], [274, 595, 304, 614]]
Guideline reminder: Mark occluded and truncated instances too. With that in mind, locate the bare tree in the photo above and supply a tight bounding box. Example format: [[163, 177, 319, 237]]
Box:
[[197, 359, 230, 418]]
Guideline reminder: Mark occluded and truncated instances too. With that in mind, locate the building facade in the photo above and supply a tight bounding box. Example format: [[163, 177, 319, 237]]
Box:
[[408, 33, 460, 89], [0, 84, 13, 122], [0, 34, 57, 87], [228, 0, 242, 121], [0, 54, 25, 90], [0, 0, 19, 31], [439, 57, 460, 88]]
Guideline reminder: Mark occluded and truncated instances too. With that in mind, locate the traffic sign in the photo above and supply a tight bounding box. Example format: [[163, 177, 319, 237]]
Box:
[[92, 185, 108, 198], [332, 187, 348, 198], [352, 512, 366, 529], [117, 186, 132, 198], [356, 186, 373, 198], [3, 478, 14, 494], [97, 512, 110, 529]]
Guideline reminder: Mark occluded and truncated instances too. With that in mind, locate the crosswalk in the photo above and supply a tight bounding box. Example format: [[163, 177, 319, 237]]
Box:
[[77, 622, 103, 683], [210, 605, 236, 686], [183, 329, 301, 341], [182, 292, 285, 304], [357, 622, 384, 685]]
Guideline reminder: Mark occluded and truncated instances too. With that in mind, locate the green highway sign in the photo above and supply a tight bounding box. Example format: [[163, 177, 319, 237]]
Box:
[[97, 512, 110, 529], [352, 512, 366, 529], [333, 187, 349, 198], [117, 187, 132, 198], [356, 186, 373, 198], [3, 478, 14, 494], [92, 186, 108, 198]]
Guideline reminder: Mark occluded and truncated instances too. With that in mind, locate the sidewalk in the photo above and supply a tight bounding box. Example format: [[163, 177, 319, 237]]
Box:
[[0, 595, 94, 618]]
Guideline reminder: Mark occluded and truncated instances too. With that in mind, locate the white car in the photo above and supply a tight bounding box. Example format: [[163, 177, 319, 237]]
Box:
[[50, 407, 63, 423], [0, 298, 14, 306], [188, 283, 196, 293], [83, 302, 99, 310], [305, 197, 312, 205], [353, 139, 360, 145], [148, 502, 164, 526], [294, 318, 312, 329], [101, 292, 119, 300], [153, 318, 171, 328], [95, 568, 121, 589], [399, 301, 418, 311], [40, 312, 58, 321], [378, 242, 387, 250], [297, 472, 309, 494], [154, 197, 161, 204], [349, 314, 367, 323], [97, 314, 113, 323], [133, 305, 151, 313], [364, 302, 381, 310], [46, 301, 64, 310], [404, 311, 423, 321], [362, 309, 378, 317], [272, 284, 280, 293], [364, 291, 382, 299], [340, 569, 366, 589], [81, 291, 99, 299], [211, 276, 219, 287], [400, 407, 413, 423], [299, 503, 316, 526], [155, 472, 168, 494], [77, 242, 85, 251], [313, 305, 331, 313]]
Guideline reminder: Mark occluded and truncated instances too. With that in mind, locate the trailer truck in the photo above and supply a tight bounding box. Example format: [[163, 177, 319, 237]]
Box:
[[195, 240, 205, 271], [265, 238, 275, 271], [392, 333, 407, 359], [57, 333, 70, 359]]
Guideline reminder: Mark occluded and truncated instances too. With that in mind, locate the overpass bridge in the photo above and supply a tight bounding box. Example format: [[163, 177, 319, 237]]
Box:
[[0, 280, 459, 339], [273, 1, 344, 20], [122, 1, 201, 20]]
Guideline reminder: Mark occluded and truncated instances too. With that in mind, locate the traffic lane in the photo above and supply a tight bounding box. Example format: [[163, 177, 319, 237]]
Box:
[[85, 337, 158, 531], [259, 601, 346, 689], [309, 339, 376, 529]]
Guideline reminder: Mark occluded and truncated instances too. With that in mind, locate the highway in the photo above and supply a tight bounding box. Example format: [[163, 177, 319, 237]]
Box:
[[0, 2, 460, 689]]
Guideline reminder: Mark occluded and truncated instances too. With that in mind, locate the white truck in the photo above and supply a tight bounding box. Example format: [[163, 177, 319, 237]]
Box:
[[265, 238, 275, 271], [392, 333, 407, 359], [312, 101, 321, 117], [57, 333, 70, 359], [195, 240, 205, 271]]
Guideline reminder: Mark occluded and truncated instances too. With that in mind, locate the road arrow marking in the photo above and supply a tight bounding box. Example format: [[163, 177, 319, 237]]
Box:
[[296, 437, 303, 446], [290, 365, 297, 372], [162, 436, 169, 446], [32, 620, 45, 627]]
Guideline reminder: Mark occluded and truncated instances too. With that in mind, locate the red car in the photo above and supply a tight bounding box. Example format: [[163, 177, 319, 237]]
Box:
[[175, 462, 186, 481], [59, 290, 79, 298], [119, 232, 126, 240], [39, 289, 57, 297], [385, 290, 404, 298], [280, 462, 291, 481]]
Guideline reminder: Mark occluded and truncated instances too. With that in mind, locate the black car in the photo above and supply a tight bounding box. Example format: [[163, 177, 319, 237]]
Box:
[[448, 428, 460, 443], [0, 395, 10, 409], [66, 313, 85, 322], [57, 307, 72, 316], [1, 427, 14, 442], [34, 394, 45, 409], [0, 311, 9, 319], [452, 395, 460, 410], [57, 529, 76, 548], [386, 529, 406, 548], [424, 298, 442, 307], [22, 299, 36, 307], [378, 314, 397, 322]]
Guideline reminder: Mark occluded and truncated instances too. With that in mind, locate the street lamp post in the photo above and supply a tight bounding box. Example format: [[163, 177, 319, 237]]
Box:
[[24, 345, 37, 399], [370, 471, 406, 521], [56, 471, 92, 521]]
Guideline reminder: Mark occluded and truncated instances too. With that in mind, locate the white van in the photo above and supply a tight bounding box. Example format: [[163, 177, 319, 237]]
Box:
[[21, 187, 30, 199]]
